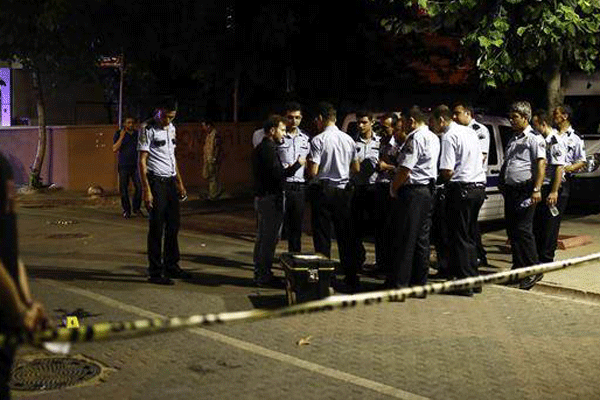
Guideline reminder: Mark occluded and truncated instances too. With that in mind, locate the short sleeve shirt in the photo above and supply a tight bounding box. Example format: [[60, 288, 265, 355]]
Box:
[[309, 125, 357, 188], [558, 126, 586, 170], [397, 125, 440, 185], [469, 119, 490, 170], [502, 125, 546, 185], [352, 134, 380, 186], [541, 131, 567, 186], [439, 122, 486, 183], [277, 129, 310, 183], [138, 122, 178, 177]]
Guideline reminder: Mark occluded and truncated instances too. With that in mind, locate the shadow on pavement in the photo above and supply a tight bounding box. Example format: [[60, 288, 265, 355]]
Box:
[[248, 293, 287, 309], [27, 265, 147, 283], [180, 254, 253, 270]]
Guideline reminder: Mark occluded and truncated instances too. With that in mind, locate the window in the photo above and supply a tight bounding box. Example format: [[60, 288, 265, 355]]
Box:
[[499, 126, 513, 152], [484, 124, 498, 166]]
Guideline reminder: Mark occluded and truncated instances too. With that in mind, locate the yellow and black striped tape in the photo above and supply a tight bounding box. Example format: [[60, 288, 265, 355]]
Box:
[[2, 252, 599, 347]]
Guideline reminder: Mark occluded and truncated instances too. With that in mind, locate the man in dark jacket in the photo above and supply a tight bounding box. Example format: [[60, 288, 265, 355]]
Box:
[[252, 115, 305, 287]]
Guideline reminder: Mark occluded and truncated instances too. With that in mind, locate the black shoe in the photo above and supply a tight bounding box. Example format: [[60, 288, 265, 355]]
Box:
[[165, 266, 192, 279], [122, 211, 131, 219], [473, 286, 483, 294], [519, 274, 544, 290], [148, 275, 174, 285], [132, 209, 145, 217]]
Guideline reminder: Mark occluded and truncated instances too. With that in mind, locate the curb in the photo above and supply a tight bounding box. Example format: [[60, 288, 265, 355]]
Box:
[[531, 281, 600, 305]]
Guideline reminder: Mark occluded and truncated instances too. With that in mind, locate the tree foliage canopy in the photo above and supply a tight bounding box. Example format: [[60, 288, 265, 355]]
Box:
[[379, 0, 600, 88]]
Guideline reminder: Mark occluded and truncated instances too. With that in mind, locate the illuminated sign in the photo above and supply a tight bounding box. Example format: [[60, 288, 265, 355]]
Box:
[[0, 68, 10, 127]]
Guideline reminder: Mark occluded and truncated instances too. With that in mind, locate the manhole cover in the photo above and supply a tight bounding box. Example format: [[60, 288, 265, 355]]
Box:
[[46, 233, 90, 239], [10, 357, 102, 391]]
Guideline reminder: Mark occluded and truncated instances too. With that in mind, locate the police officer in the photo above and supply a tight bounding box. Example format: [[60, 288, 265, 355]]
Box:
[[500, 101, 546, 289], [138, 104, 190, 285], [452, 101, 490, 267], [278, 102, 310, 253], [386, 106, 440, 290], [351, 110, 380, 269], [433, 105, 486, 295], [371, 113, 403, 276], [0, 152, 48, 399], [308, 102, 360, 293], [553, 105, 586, 216], [532, 109, 567, 267]]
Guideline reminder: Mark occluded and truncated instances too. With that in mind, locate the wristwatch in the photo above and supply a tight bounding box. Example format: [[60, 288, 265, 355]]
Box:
[[533, 187, 541, 193]]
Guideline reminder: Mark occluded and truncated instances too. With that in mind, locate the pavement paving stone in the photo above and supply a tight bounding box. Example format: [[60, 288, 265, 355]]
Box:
[[9, 193, 600, 399]]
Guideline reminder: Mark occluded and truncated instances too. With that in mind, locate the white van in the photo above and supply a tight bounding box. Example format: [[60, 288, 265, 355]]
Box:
[[341, 112, 510, 221]]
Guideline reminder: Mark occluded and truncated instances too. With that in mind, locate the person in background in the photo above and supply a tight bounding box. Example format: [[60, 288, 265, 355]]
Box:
[[201, 119, 223, 201], [113, 116, 142, 218], [0, 152, 48, 399]]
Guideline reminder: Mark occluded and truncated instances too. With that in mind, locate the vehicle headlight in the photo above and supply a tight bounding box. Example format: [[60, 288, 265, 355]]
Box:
[[584, 153, 600, 173]]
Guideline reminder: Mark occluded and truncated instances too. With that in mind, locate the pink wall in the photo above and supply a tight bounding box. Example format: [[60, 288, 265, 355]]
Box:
[[0, 122, 258, 194]]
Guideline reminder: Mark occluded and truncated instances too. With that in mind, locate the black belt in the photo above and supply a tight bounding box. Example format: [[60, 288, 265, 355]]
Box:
[[449, 182, 486, 189], [284, 182, 306, 191], [147, 172, 175, 182], [504, 180, 532, 190]]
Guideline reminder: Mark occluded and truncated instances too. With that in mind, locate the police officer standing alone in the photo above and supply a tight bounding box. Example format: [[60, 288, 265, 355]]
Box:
[[386, 106, 440, 290], [278, 102, 310, 253], [433, 105, 486, 295], [531, 109, 567, 268], [308, 102, 361, 293], [138, 104, 190, 285], [501, 101, 546, 289], [351, 110, 380, 269], [113, 116, 142, 218]]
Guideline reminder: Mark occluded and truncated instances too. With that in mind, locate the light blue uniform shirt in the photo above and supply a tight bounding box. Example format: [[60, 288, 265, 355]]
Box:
[[397, 125, 440, 185], [138, 122, 177, 177], [558, 126, 586, 180], [277, 128, 310, 183], [376, 136, 400, 184], [540, 131, 567, 186], [309, 125, 357, 188], [469, 119, 490, 171], [439, 122, 486, 183], [352, 134, 380, 186], [502, 125, 546, 185]]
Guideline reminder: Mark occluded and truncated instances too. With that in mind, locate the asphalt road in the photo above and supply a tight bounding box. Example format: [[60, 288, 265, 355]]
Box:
[[10, 200, 600, 400]]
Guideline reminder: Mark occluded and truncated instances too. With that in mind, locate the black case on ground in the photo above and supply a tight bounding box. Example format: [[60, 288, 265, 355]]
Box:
[[280, 253, 336, 305]]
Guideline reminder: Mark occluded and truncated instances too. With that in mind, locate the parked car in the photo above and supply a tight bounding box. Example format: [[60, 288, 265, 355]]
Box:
[[568, 133, 600, 210]]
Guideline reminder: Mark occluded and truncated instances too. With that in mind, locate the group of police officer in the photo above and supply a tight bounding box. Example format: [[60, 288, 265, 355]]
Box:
[[251, 100, 586, 295]]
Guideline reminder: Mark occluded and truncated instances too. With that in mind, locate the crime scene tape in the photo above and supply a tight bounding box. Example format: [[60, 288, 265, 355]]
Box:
[[2, 252, 600, 348]]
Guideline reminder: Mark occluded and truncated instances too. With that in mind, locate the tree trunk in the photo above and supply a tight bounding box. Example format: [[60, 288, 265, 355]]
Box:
[[30, 69, 47, 189], [547, 65, 564, 113]]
